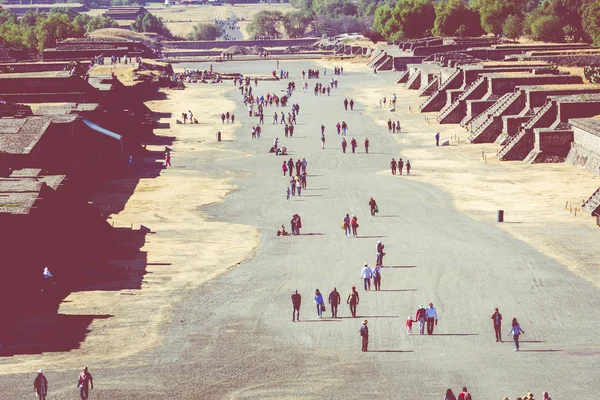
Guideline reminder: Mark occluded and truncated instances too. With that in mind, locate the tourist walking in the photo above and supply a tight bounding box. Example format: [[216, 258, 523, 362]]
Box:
[[406, 316, 414, 334], [387, 119, 392, 132], [295, 179, 302, 196], [435, 132, 440, 146], [343, 98, 348, 110], [364, 137, 369, 154], [342, 214, 351, 238], [341, 138, 347, 153], [390, 158, 397, 175], [328, 287, 340, 318], [360, 320, 369, 352], [347, 286, 359, 317], [314, 289, 324, 318], [165, 152, 171, 168], [406, 160, 411, 175], [361, 263, 372, 290], [372, 264, 382, 290], [350, 137, 357, 153], [444, 388, 457, 400], [34, 370, 48, 400], [349, 99, 354, 110], [426, 303, 438, 335], [321, 132, 326, 149], [291, 289, 301, 321], [368, 197, 378, 216], [416, 304, 427, 335], [350, 215, 358, 238], [376, 241, 385, 265], [282, 161, 288, 176], [491, 308, 503, 342], [457, 387, 472, 400], [287, 158, 294, 177], [398, 158, 404, 175], [77, 366, 94, 400], [507, 318, 525, 351]]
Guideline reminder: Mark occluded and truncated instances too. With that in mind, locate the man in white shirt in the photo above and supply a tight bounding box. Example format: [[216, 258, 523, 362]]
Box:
[[426, 303, 438, 335], [360, 263, 372, 290]]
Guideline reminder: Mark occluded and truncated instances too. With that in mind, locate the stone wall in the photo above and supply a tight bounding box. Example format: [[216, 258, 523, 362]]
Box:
[[164, 38, 318, 50], [535, 129, 574, 156]]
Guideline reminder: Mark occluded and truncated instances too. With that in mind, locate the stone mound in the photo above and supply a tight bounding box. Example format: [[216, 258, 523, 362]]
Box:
[[223, 45, 267, 56]]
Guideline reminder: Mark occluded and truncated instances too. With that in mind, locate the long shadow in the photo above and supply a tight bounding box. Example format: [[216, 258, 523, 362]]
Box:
[[0, 314, 112, 356], [432, 334, 479, 336], [156, 122, 171, 129], [368, 350, 414, 353], [357, 235, 386, 239], [388, 265, 418, 269], [519, 349, 563, 352], [377, 289, 417, 292], [519, 340, 547, 343], [299, 233, 326, 236], [297, 319, 343, 323], [301, 195, 322, 197], [377, 215, 399, 218]]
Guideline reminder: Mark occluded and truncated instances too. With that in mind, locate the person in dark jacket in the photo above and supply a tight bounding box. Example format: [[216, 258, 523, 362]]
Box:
[[416, 305, 427, 335], [360, 320, 369, 351], [491, 308, 503, 342], [34, 370, 48, 400], [328, 288, 341, 318], [368, 197, 377, 216], [291, 290, 301, 321]]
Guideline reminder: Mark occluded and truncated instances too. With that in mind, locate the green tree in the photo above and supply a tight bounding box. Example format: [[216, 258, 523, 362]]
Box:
[[35, 13, 84, 51], [73, 13, 92, 30], [502, 13, 523, 41], [282, 9, 314, 38], [187, 22, 223, 40], [48, 6, 80, 21], [547, 0, 585, 42], [131, 13, 173, 38], [433, 0, 483, 37], [246, 10, 285, 38], [582, 0, 600, 45], [0, 7, 17, 25], [85, 16, 119, 32], [529, 14, 563, 42], [20, 10, 45, 28], [471, 0, 526, 35], [373, 0, 435, 41]]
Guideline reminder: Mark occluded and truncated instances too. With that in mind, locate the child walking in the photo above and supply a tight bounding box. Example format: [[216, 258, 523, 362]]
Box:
[[406, 315, 414, 334], [286, 187, 291, 200]]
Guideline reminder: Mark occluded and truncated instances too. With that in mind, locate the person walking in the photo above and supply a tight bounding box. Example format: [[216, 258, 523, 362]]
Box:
[[387, 119, 392, 132], [301, 158, 307, 173], [165, 152, 172, 168], [347, 286, 359, 317], [435, 132, 440, 146], [360, 320, 369, 352], [321, 132, 326, 149], [406, 316, 414, 334], [406, 160, 411, 175], [398, 158, 404, 175], [457, 387, 472, 400], [376, 241, 385, 265], [415, 304, 427, 335], [77, 366, 94, 400], [350, 137, 357, 153], [314, 289, 324, 318], [328, 287, 340, 318], [34, 370, 48, 400], [372, 264, 382, 290], [336, 122, 341, 135], [364, 137, 369, 154], [350, 215, 358, 238], [291, 289, 301, 321], [295, 178, 302, 196], [349, 99, 354, 110], [341, 138, 347, 153], [282, 161, 288, 176], [361, 263, 372, 290], [507, 318, 525, 351], [343, 98, 348, 110], [390, 158, 397, 175], [368, 197, 378, 216], [426, 303, 438, 335], [444, 388, 457, 400], [343, 214, 351, 238], [491, 308, 503, 342]]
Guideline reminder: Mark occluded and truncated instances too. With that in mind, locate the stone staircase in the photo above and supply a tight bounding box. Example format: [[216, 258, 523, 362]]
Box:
[[419, 68, 462, 112], [582, 187, 600, 216], [498, 101, 555, 160], [468, 91, 525, 143], [418, 77, 439, 97], [438, 76, 486, 124], [404, 70, 421, 90], [396, 70, 410, 84], [367, 50, 386, 68]]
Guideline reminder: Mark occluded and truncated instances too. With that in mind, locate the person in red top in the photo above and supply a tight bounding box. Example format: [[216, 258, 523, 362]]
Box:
[[77, 366, 93, 400], [457, 387, 472, 400]]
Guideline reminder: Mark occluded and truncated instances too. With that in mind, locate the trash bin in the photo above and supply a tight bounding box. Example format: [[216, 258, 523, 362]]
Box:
[[497, 210, 504, 223], [216, 131, 221, 142]]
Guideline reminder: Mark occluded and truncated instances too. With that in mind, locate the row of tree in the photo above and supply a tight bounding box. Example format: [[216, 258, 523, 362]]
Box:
[[371, 0, 600, 45], [0, 6, 176, 53]]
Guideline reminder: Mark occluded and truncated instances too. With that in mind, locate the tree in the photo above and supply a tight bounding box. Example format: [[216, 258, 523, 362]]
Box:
[[48, 6, 80, 21], [502, 14, 523, 41], [282, 9, 314, 38], [373, 0, 435, 41], [529, 14, 563, 42], [471, 0, 526, 36], [20, 10, 45, 28], [0, 7, 17, 25], [433, 0, 484, 37], [35, 13, 84, 51], [131, 13, 173, 38], [187, 22, 223, 40], [73, 13, 92, 30], [582, 0, 600, 45], [84, 16, 119, 32], [548, 0, 585, 42], [246, 10, 285, 38]]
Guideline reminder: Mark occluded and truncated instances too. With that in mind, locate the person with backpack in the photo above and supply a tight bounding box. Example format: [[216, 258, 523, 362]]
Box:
[[372, 264, 382, 290], [368, 197, 378, 216], [457, 387, 472, 400], [360, 320, 369, 352], [350, 215, 359, 238], [342, 214, 351, 238]]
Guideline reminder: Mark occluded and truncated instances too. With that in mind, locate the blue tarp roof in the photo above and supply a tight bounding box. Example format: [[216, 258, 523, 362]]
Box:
[[83, 119, 122, 142]]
